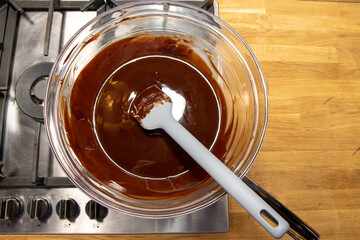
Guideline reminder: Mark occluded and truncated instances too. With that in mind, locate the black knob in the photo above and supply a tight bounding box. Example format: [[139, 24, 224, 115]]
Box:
[[55, 199, 79, 220], [85, 200, 108, 221], [0, 197, 23, 220], [27, 198, 50, 220]]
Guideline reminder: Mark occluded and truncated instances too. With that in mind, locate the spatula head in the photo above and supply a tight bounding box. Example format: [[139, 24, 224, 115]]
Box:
[[130, 85, 173, 130]]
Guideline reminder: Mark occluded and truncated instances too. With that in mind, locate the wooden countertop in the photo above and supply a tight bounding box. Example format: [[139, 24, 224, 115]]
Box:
[[5, 0, 360, 239]]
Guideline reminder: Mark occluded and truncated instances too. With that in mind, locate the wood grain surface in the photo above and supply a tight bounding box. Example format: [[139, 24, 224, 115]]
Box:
[[3, 0, 360, 239]]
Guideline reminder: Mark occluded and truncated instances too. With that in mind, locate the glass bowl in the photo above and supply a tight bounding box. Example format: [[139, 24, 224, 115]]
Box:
[[45, 1, 268, 218]]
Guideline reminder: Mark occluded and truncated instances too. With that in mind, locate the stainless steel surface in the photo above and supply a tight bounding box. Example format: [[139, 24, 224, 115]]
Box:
[[3, 11, 94, 179], [0, 0, 229, 234], [213, 0, 219, 17], [0, 189, 228, 234]]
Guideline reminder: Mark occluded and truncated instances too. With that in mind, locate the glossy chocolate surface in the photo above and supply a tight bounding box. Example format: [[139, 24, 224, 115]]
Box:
[[64, 34, 228, 199]]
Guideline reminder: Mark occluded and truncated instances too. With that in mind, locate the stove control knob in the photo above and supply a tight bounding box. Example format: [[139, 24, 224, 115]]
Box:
[[85, 200, 108, 221], [27, 198, 50, 220], [56, 199, 79, 220], [0, 197, 23, 220]]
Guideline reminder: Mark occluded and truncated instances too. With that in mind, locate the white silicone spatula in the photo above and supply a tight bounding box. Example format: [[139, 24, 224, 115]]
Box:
[[130, 86, 290, 239]]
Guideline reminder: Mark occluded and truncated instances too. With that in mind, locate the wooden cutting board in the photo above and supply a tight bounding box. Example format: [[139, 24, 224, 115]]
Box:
[[5, 0, 359, 239]]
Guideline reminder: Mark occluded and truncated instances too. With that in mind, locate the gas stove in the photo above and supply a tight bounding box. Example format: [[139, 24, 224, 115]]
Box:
[[0, 0, 228, 234]]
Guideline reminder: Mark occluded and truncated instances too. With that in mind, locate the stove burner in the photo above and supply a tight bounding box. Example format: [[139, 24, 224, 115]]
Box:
[[15, 62, 53, 120]]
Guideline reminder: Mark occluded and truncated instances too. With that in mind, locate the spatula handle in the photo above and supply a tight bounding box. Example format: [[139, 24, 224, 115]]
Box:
[[162, 117, 290, 239]]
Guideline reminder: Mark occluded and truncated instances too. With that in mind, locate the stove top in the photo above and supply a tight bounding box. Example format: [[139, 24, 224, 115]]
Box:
[[0, 0, 229, 234]]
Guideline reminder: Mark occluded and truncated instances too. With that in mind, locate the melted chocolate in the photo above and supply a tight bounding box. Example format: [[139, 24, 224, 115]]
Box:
[[129, 85, 172, 124], [64, 34, 229, 199]]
